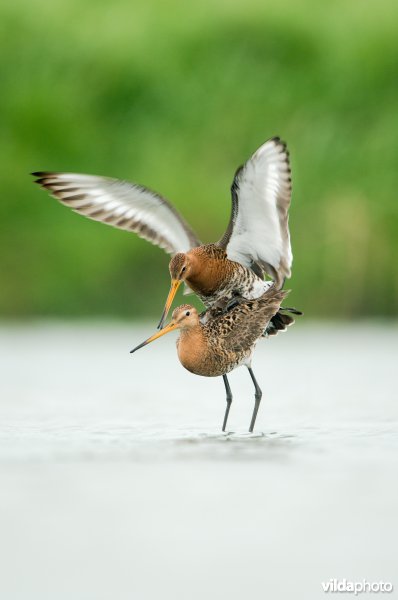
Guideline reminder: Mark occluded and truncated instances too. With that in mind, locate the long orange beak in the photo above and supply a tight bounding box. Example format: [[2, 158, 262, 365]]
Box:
[[130, 320, 178, 354], [157, 279, 182, 329]]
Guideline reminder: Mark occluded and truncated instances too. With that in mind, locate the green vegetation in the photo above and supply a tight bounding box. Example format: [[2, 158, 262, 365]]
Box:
[[1, 0, 397, 318]]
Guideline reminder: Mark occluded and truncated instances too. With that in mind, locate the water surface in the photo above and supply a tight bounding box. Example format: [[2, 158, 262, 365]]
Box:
[[0, 323, 397, 599]]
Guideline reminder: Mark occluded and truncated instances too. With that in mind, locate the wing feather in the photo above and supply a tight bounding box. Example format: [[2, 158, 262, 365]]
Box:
[[218, 137, 293, 287], [207, 286, 289, 351], [32, 172, 200, 255]]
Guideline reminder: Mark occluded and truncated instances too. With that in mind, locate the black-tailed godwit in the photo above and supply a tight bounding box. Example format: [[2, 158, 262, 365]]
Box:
[[130, 285, 296, 432], [32, 137, 295, 333]]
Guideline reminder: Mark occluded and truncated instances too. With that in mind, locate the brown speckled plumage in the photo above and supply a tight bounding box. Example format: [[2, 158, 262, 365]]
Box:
[[175, 286, 288, 377], [131, 285, 294, 431]]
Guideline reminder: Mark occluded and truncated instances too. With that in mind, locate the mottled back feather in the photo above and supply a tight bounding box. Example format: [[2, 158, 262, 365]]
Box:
[[205, 286, 289, 352]]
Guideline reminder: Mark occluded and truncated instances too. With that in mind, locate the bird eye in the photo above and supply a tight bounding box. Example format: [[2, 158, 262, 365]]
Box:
[[181, 266, 186, 274], [185, 311, 190, 316]]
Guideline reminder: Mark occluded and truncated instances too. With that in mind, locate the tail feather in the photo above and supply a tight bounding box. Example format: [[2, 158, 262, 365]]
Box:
[[278, 306, 303, 316], [264, 306, 303, 337]]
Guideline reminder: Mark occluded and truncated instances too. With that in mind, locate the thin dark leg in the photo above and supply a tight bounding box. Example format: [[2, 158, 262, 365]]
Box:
[[248, 367, 263, 433], [221, 374, 233, 432]]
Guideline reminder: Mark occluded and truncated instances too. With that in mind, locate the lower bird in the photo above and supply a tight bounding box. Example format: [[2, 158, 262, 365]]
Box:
[[130, 285, 299, 432]]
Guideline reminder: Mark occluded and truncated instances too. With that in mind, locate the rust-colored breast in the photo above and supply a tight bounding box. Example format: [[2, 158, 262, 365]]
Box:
[[176, 328, 208, 375], [186, 245, 233, 297], [176, 325, 249, 378]]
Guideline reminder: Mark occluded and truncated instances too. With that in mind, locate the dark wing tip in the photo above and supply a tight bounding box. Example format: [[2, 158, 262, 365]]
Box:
[[32, 171, 65, 179], [31, 172, 51, 187], [270, 136, 289, 155], [270, 135, 281, 143], [31, 171, 52, 178], [32, 172, 65, 188], [270, 138, 291, 176]]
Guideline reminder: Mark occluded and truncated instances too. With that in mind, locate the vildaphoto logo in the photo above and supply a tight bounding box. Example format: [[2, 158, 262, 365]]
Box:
[[321, 580, 393, 595]]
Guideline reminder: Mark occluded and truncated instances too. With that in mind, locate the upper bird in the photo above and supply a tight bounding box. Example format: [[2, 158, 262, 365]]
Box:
[[32, 137, 293, 326]]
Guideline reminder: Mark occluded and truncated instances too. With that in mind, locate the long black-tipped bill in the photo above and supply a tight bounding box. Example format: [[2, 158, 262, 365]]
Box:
[[130, 339, 151, 354], [157, 279, 182, 329], [130, 321, 177, 354]]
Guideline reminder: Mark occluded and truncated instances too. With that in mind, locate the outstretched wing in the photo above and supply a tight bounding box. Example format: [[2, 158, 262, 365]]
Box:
[[218, 137, 292, 288], [32, 172, 201, 255]]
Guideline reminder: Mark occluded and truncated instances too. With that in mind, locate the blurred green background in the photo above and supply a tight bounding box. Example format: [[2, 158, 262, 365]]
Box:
[[1, 0, 397, 319]]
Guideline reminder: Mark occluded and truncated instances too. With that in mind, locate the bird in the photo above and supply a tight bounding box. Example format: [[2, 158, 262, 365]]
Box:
[[32, 136, 295, 333], [130, 285, 293, 432]]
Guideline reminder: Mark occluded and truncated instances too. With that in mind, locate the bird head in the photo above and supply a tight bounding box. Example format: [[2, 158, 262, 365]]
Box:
[[131, 305, 199, 354], [157, 253, 195, 329]]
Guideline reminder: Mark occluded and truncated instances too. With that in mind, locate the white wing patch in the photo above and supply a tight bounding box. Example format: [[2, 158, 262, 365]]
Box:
[[33, 172, 200, 256], [224, 138, 292, 286]]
